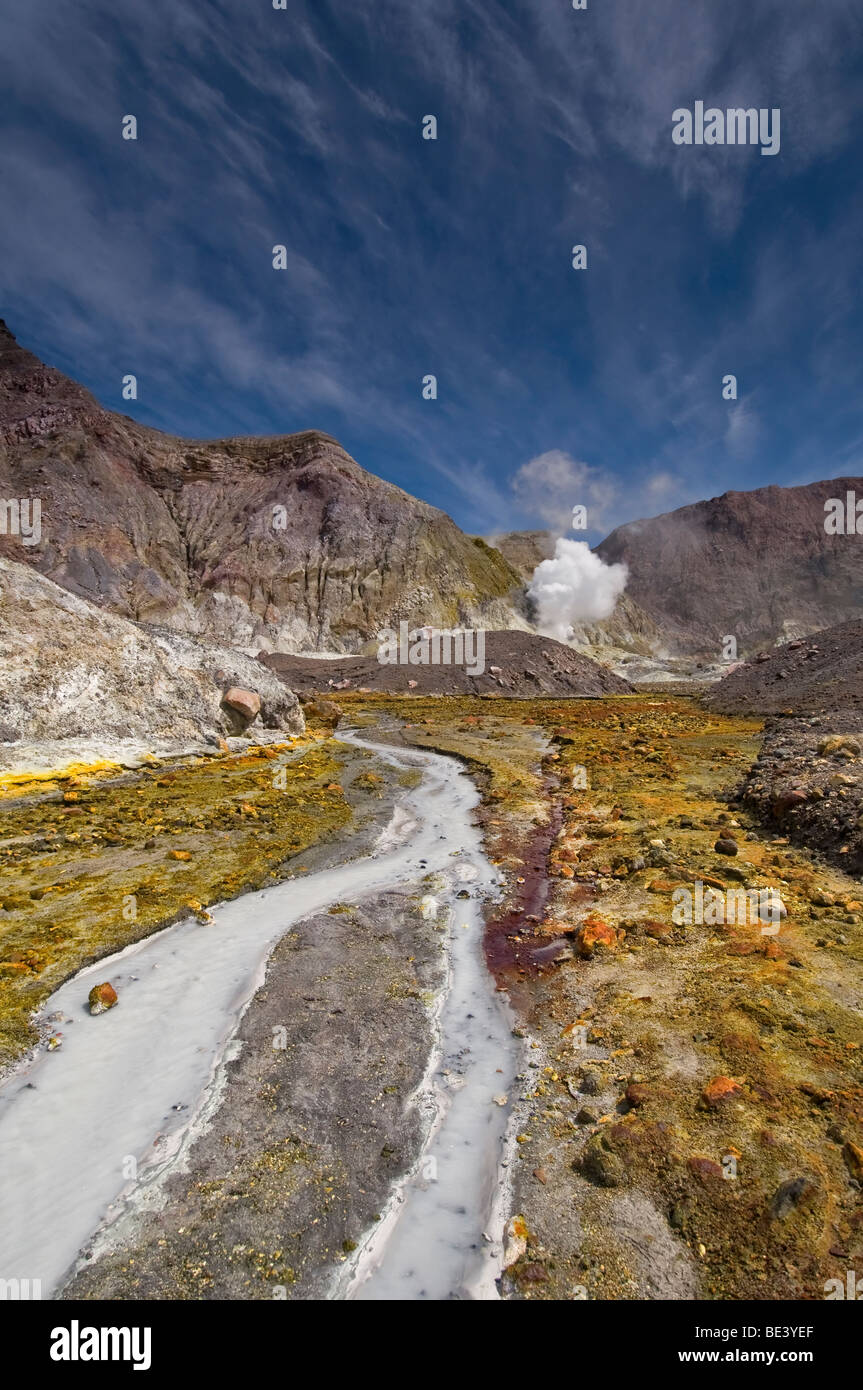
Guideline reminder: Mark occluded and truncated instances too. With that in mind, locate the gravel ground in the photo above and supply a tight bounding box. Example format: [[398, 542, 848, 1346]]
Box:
[[703, 621, 863, 717]]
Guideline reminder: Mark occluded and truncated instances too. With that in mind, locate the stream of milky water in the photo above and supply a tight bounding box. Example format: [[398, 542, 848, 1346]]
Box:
[[0, 733, 518, 1300]]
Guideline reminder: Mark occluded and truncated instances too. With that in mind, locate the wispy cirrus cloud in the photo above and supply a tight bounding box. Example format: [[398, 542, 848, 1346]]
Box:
[[0, 0, 860, 537]]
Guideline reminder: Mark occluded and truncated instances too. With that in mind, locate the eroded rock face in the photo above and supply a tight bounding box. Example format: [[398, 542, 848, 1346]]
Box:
[[0, 319, 102, 445], [0, 556, 304, 752], [0, 323, 524, 654], [596, 484, 863, 655]]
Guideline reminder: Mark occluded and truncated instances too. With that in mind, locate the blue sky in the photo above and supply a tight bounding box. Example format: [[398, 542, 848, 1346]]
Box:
[[1, 0, 862, 540]]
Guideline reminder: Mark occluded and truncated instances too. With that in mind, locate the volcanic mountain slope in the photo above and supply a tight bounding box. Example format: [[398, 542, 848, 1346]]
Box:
[[0, 556, 303, 761], [0, 321, 524, 654], [261, 629, 634, 698], [596, 482, 863, 656], [492, 528, 668, 661], [491, 529, 556, 580]]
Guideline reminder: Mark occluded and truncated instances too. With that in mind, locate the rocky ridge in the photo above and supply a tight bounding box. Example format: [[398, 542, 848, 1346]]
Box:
[[596, 482, 863, 656], [261, 629, 634, 699], [0, 321, 524, 655]]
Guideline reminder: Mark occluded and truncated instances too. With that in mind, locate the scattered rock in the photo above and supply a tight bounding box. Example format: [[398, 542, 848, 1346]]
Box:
[[700, 1076, 743, 1110], [687, 1156, 725, 1181], [771, 789, 808, 819], [575, 914, 620, 958], [843, 1141, 863, 1183], [669, 1197, 694, 1231], [818, 735, 861, 758], [770, 1176, 818, 1220], [88, 982, 118, 1015], [301, 698, 342, 726], [644, 920, 673, 941], [503, 1214, 529, 1268], [625, 1082, 652, 1109], [579, 1133, 626, 1187]]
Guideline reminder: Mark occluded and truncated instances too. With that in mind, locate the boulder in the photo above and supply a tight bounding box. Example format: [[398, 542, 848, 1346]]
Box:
[[88, 981, 118, 1015], [221, 687, 261, 724], [575, 914, 620, 958], [301, 698, 342, 727], [580, 1133, 626, 1187], [714, 837, 739, 856], [772, 789, 808, 819], [818, 735, 861, 758]]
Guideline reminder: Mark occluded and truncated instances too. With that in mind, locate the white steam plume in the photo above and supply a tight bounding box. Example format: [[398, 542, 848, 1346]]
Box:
[[527, 538, 628, 641]]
